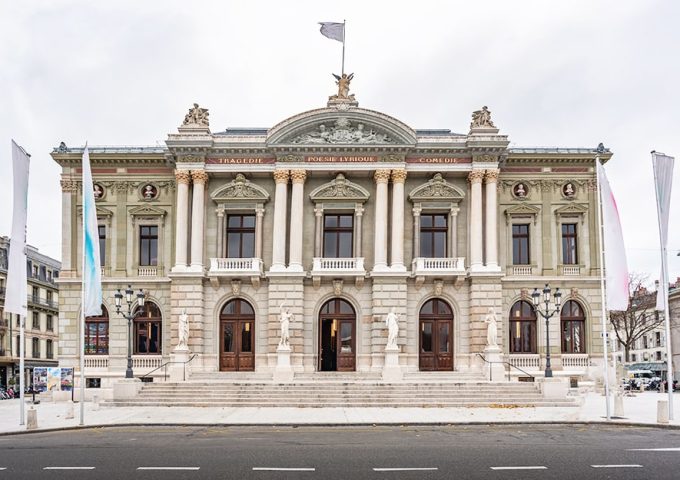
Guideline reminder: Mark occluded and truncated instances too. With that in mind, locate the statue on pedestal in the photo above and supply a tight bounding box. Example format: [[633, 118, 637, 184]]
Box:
[[385, 307, 400, 349], [470, 106, 495, 129], [177, 308, 189, 351], [484, 307, 498, 348], [279, 303, 292, 348]]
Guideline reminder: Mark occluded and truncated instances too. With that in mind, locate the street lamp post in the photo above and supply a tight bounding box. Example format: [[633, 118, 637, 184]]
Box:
[[531, 283, 562, 378], [114, 285, 146, 379]]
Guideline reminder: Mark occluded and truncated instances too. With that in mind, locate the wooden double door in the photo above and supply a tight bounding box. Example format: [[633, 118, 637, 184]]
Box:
[[319, 298, 356, 372], [219, 299, 254, 371], [419, 299, 454, 371]]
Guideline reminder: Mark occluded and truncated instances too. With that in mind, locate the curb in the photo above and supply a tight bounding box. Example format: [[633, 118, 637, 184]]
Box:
[[2, 420, 680, 436]]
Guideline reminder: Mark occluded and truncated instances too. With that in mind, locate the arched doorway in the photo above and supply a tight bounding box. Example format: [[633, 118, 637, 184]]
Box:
[[318, 298, 356, 372], [419, 299, 453, 371], [219, 299, 255, 371]]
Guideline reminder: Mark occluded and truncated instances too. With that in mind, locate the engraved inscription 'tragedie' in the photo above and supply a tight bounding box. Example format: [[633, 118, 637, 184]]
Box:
[[291, 117, 393, 145]]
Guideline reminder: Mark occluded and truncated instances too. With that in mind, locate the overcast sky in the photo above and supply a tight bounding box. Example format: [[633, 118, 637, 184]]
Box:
[[1, 0, 679, 283]]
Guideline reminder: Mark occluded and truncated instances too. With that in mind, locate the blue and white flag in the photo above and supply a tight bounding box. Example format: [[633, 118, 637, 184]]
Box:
[[81, 146, 102, 316]]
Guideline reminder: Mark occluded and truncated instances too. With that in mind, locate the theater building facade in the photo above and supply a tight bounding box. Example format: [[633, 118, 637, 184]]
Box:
[[52, 85, 611, 393]]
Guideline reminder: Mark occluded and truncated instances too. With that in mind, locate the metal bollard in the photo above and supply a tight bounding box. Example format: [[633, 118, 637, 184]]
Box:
[[657, 400, 669, 424], [26, 407, 38, 430]]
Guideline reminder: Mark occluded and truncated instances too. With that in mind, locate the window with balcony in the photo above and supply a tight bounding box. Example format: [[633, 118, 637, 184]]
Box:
[[509, 300, 536, 353], [139, 226, 158, 266], [98, 225, 106, 266], [32, 312, 40, 330], [226, 214, 255, 258], [46, 339, 53, 359], [323, 214, 353, 258], [420, 214, 447, 258], [46, 314, 53, 332], [561, 223, 578, 265], [85, 305, 109, 355], [561, 300, 586, 353], [512, 224, 530, 265], [32, 337, 40, 358], [32, 286, 39, 303], [46, 291, 53, 304]]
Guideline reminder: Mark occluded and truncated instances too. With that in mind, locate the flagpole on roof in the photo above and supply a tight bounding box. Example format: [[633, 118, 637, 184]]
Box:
[[341, 20, 346, 75]]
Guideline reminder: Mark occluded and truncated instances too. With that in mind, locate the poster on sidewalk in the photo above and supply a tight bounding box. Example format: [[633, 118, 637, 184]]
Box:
[[47, 368, 61, 391], [33, 368, 47, 392], [32, 367, 74, 393], [60, 368, 74, 391]]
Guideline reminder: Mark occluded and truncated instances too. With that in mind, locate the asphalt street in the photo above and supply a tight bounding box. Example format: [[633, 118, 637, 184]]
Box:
[[0, 425, 679, 479]]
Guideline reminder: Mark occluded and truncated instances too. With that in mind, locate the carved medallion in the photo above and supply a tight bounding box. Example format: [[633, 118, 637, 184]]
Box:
[[512, 182, 529, 199], [140, 184, 158, 201]]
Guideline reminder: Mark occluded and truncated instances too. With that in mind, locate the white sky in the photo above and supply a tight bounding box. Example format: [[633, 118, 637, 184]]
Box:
[[1, 0, 679, 282]]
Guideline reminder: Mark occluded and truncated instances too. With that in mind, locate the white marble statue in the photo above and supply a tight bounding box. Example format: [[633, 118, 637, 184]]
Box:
[[279, 303, 292, 348], [177, 308, 189, 350], [385, 307, 400, 349], [484, 307, 498, 348]]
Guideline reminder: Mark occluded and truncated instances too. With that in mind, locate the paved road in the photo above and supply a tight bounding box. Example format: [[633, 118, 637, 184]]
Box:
[[0, 425, 679, 479]]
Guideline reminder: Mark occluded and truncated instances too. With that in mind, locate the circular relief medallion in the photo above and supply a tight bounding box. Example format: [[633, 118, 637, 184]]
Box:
[[562, 181, 576, 198], [512, 182, 529, 199], [93, 183, 105, 200], [141, 184, 158, 200]]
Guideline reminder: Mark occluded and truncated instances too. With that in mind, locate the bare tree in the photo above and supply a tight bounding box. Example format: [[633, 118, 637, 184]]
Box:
[[610, 273, 664, 362]]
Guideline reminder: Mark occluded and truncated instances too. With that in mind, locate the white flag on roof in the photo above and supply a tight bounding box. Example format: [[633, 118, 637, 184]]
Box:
[[652, 151, 674, 311], [319, 22, 344, 43]]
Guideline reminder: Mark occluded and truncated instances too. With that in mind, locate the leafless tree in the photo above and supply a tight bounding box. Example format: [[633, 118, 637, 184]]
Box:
[[610, 273, 664, 362]]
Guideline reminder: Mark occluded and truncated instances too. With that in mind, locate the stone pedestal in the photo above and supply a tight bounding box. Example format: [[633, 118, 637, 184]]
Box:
[[658, 400, 669, 424], [382, 346, 403, 382], [539, 377, 569, 400], [170, 349, 191, 382], [273, 345, 294, 383], [614, 393, 624, 417], [112, 378, 142, 400], [483, 346, 506, 382], [65, 401, 74, 420], [26, 407, 38, 430]]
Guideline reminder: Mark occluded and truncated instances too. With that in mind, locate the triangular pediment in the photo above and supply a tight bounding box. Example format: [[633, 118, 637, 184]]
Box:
[[309, 174, 370, 203], [129, 205, 167, 217], [409, 174, 465, 202], [210, 174, 270, 202], [76, 206, 114, 218], [555, 202, 588, 216], [505, 202, 540, 224]]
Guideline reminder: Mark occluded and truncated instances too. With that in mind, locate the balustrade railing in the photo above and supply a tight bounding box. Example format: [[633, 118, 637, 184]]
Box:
[[312, 257, 365, 272], [511, 265, 533, 276], [138, 266, 158, 277], [209, 257, 263, 273], [132, 355, 163, 370], [507, 354, 541, 369], [84, 356, 109, 369], [412, 257, 465, 273], [562, 353, 589, 368], [561, 265, 581, 276]]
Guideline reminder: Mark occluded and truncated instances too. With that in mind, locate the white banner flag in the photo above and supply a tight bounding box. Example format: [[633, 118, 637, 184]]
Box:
[[597, 162, 629, 311], [5, 140, 30, 317], [81, 146, 102, 317], [652, 151, 675, 310], [319, 22, 344, 42]]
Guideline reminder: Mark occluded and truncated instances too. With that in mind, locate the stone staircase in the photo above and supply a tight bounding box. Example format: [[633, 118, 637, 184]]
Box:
[[108, 372, 576, 408]]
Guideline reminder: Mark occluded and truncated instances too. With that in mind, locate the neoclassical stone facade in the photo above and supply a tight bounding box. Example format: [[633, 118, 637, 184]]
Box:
[[52, 90, 612, 395]]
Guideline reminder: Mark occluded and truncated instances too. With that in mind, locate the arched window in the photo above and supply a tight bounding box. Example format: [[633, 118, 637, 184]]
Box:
[[509, 301, 536, 354], [561, 300, 586, 353], [85, 305, 109, 355], [134, 302, 162, 354]]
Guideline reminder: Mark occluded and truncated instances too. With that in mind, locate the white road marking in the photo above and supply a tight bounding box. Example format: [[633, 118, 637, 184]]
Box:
[[43, 467, 96, 470], [252, 467, 316, 472], [490, 466, 547, 470], [137, 467, 200, 470], [591, 464, 643, 468], [373, 468, 438, 471], [628, 447, 680, 451], [0, 468, 6, 471]]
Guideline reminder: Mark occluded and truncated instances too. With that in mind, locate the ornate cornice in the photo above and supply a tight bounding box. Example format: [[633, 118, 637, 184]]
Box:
[[374, 169, 391, 183], [391, 169, 407, 183]]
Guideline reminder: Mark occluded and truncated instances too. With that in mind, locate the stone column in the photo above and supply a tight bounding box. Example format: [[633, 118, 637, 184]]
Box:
[[288, 169, 307, 272], [390, 169, 407, 272], [449, 207, 459, 258], [373, 169, 391, 272], [354, 204, 364, 258], [216, 208, 225, 259], [173, 170, 191, 270], [314, 206, 324, 258], [412, 205, 422, 259], [255, 205, 264, 259], [190, 170, 208, 269], [270, 169, 289, 272], [60, 179, 76, 272], [468, 169, 485, 270], [484, 169, 500, 270]]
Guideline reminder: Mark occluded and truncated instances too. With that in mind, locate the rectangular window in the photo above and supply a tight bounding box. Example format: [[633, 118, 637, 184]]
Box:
[[32, 265, 38, 278], [32, 312, 40, 330], [139, 226, 158, 266], [85, 320, 109, 355], [562, 320, 586, 353], [46, 315, 53, 331], [643, 336, 648, 349], [98, 225, 106, 267], [561, 223, 578, 265], [631, 353, 637, 362], [509, 320, 536, 353], [420, 214, 447, 258], [46, 340, 53, 359], [656, 332, 662, 347], [656, 351, 662, 361], [32, 286, 39, 303], [226, 214, 256, 258], [32, 337, 40, 358], [135, 321, 162, 354], [512, 224, 530, 265], [323, 214, 354, 258]]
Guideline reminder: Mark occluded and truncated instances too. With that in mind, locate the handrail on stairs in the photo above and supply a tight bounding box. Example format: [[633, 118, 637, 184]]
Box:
[[476, 353, 535, 382], [140, 354, 197, 382]]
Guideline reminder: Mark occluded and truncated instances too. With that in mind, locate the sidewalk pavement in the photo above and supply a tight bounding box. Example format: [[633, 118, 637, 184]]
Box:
[[1, 392, 678, 434]]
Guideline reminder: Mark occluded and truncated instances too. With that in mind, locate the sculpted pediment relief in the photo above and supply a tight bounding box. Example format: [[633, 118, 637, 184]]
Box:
[[210, 174, 270, 202], [504, 202, 540, 225], [309, 174, 370, 203], [555, 202, 588, 215], [290, 117, 394, 145], [409, 174, 465, 203]]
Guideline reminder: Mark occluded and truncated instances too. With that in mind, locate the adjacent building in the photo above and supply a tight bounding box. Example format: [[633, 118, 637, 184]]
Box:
[[51, 79, 611, 397], [0, 236, 61, 388]]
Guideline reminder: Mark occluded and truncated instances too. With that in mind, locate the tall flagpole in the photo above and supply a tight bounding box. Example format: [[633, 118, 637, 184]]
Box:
[[19, 314, 25, 425], [341, 20, 346, 75], [596, 155, 612, 421]]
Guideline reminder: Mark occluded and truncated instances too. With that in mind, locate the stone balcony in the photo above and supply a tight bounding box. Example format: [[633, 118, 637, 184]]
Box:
[[559, 264, 582, 276], [412, 257, 466, 288], [311, 257, 366, 288], [208, 257, 264, 288]]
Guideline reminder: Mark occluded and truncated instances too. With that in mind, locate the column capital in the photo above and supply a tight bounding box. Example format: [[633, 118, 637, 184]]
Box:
[[484, 168, 500, 183], [468, 169, 485, 185], [450, 206, 460, 216], [412, 205, 422, 216], [290, 169, 307, 184], [174, 169, 192, 185], [314, 206, 324, 217], [190, 170, 209, 185], [216, 207, 225, 217], [255, 205, 265, 217], [273, 169, 290, 184], [374, 169, 391, 184], [354, 204, 365, 216], [391, 169, 407, 183], [60, 178, 79, 193]]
